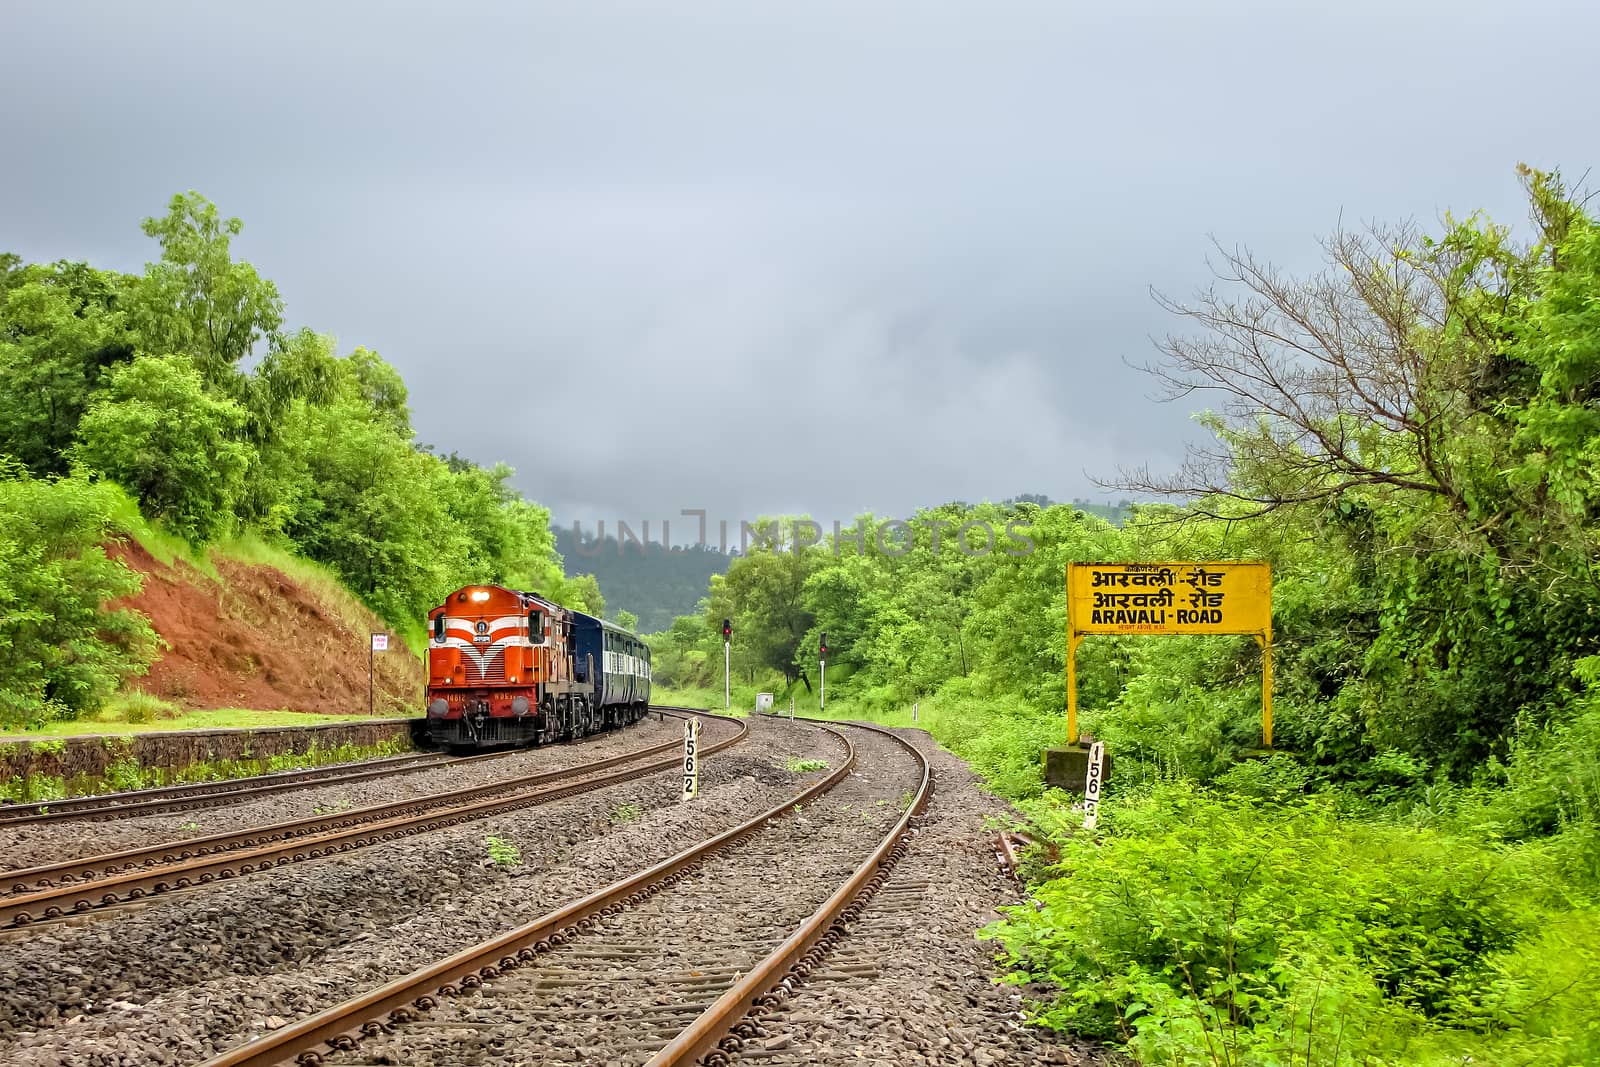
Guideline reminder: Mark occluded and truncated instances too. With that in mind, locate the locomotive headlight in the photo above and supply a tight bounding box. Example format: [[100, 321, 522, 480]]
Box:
[[469, 590, 490, 602]]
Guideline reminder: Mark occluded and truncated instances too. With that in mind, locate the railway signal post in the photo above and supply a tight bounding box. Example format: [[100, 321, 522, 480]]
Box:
[[819, 631, 827, 711], [722, 618, 732, 710]]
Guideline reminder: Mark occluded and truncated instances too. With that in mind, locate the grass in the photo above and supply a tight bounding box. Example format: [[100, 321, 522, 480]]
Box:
[[107, 485, 214, 573], [0, 706, 386, 739], [484, 835, 522, 868], [1, 736, 411, 803], [219, 532, 426, 655], [107, 492, 425, 656], [785, 757, 830, 773]]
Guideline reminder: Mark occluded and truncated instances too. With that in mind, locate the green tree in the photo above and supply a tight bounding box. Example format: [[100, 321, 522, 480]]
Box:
[[706, 520, 823, 690], [130, 192, 284, 389], [70, 353, 253, 545], [282, 395, 459, 623], [0, 260, 136, 473]]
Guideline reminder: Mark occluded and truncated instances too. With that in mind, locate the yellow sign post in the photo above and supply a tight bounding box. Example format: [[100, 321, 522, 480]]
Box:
[[1066, 561, 1274, 747]]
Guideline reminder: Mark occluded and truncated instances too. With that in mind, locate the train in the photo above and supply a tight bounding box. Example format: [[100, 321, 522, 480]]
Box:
[[423, 584, 651, 747]]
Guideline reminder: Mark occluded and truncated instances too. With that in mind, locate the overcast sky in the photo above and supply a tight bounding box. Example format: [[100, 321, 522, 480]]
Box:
[[3, 1, 1595, 539]]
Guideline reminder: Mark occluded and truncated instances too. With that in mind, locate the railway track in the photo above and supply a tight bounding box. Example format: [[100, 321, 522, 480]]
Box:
[[0, 749, 478, 826], [199, 718, 931, 1067], [0, 708, 745, 930]]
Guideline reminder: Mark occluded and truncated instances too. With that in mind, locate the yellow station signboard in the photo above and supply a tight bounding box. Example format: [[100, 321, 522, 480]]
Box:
[[1065, 561, 1274, 748], [1068, 561, 1271, 636]]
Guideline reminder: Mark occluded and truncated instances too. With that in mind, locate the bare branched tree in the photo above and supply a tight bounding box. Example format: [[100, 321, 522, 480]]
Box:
[[1106, 217, 1525, 520]]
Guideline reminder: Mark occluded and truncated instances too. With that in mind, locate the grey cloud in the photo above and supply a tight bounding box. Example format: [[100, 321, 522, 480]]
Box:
[[3, 0, 1594, 531]]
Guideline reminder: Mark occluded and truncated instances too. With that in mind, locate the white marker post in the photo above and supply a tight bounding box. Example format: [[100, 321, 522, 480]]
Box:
[[1082, 740, 1106, 830], [369, 633, 388, 717], [681, 718, 701, 801]]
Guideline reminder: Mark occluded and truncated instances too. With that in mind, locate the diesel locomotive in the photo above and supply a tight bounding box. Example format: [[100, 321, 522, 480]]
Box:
[[424, 584, 650, 747]]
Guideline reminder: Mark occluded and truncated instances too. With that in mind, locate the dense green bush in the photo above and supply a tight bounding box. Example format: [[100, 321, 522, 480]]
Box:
[[71, 352, 253, 545], [986, 782, 1600, 1066], [0, 471, 159, 728]]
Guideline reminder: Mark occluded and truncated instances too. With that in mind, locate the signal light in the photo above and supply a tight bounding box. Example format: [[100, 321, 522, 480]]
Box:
[[722, 618, 732, 641], [820, 631, 828, 657]]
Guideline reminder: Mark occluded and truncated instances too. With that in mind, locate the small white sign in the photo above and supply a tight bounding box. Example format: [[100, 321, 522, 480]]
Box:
[[1082, 741, 1106, 830], [681, 718, 701, 801], [371, 633, 389, 652], [755, 692, 774, 712]]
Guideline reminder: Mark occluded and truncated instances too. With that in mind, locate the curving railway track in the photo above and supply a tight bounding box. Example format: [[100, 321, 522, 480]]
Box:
[[0, 708, 745, 930], [198, 718, 932, 1067]]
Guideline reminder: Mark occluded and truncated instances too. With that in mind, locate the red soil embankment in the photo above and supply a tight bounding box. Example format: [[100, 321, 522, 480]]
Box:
[[111, 542, 424, 715]]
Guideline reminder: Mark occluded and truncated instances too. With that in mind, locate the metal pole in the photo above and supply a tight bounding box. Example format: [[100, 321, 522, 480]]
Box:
[[724, 640, 730, 710], [1257, 632, 1274, 748], [368, 641, 374, 718], [1066, 633, 1082, 746], [820, 657, 825, 712]]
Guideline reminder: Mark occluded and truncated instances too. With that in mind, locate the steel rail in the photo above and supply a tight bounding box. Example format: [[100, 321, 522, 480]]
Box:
[[0, 751, 479, 826], [0, 710, 744, 929], [4, 708, 713, 893], [650, 718, 933, 1066], [197, 719, 858, 1067]]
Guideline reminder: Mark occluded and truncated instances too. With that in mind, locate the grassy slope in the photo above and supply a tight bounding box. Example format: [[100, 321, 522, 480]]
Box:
[[79, 491, 425, 732]]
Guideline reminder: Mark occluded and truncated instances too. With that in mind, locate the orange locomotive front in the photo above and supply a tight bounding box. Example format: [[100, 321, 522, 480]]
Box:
[[424, 585, 568, 745]]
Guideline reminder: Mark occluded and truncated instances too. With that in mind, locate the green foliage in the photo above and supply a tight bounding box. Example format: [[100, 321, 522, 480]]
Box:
[[0, 259, 135, 473], [986, 783, 1600, 1066], [71, 353, 253, 544], [784, 757, 829, 773], [484, 835, 522, 868], [105, 691, 181, 725], [130, 191, 284, 387], [653, 168, 1600, 1066], [609, 801, 642, 823], [0, 470, 159, 729], [1, 189, 608, 711]]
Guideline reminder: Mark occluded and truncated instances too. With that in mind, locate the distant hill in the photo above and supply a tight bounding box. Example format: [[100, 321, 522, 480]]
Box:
[[554, 526, 732, 633], [1006, 494, 1135, 526]]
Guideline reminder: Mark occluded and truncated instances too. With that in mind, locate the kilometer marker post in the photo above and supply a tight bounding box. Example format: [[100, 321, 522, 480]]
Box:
[[681, 718, 701, 800]]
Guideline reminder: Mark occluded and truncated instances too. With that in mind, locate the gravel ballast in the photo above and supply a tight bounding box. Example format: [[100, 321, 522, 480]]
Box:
[[0, 716, 1101, 1067], [0, 716, 686, 873], [0, 716, 841, 1065], [722, 724, 1100, 1067]]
